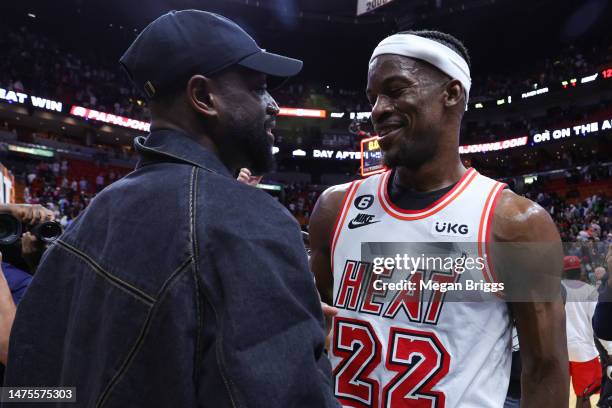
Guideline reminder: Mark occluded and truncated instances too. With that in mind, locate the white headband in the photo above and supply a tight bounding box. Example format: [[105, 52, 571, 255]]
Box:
[[370, 34, 471, 101]]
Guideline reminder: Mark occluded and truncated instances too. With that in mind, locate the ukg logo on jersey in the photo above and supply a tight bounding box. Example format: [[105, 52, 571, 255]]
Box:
[[431, 219, 472, 237]]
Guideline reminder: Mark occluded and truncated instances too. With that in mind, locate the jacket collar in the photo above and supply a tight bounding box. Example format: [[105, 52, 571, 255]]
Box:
[[134, 129, 232, 177]]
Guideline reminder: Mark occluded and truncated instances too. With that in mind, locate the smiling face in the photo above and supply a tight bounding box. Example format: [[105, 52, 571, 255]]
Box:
[[366, 54, 453, 170]]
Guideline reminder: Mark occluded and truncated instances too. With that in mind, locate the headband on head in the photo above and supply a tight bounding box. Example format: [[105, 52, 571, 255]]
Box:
[[370, 34, 471, 101]]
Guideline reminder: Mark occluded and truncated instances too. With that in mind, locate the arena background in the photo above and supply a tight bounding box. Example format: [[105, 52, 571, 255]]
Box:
[[0, 0, 610, 405]]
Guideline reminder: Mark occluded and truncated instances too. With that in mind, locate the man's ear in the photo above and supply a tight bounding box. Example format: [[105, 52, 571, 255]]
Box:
[[186, 75, 218, 119], [443, 79, 464, 109]]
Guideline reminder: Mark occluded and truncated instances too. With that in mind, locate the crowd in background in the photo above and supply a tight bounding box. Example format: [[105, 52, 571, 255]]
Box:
[[0, 26, 148, 120], [2, 25, 612, 124], [16, 160, 126, 228], [531, 187, 611, 279], [278, 182, 324, 228], [0, 24, 611, 179], [273, 40, 612, 112], [470, 41, 612, 102]]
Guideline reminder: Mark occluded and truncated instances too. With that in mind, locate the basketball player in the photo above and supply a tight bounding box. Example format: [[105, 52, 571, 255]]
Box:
[[309, 30, 569, 407]]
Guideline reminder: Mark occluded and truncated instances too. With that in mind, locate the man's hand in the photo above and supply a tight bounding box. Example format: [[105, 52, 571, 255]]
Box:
[[321, 302, 338, 351], [1, 204, 54, 226], [0, 253, 16, 365], [22, 232, 45, 272], [237, 168, 263, 187]]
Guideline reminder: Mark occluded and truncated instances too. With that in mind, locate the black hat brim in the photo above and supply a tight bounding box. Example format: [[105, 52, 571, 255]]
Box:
[[238, 50, 303, 77]]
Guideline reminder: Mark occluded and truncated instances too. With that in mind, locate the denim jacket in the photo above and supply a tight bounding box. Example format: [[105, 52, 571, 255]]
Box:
[[5, 129, 337, 408]]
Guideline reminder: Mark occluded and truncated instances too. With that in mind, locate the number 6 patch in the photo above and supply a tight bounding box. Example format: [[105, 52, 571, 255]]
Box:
[[354, 194, 375, 210]]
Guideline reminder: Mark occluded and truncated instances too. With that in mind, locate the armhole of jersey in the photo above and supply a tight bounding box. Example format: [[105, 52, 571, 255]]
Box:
[[330, 179, 364, 272], [478, 181, 507, 285]]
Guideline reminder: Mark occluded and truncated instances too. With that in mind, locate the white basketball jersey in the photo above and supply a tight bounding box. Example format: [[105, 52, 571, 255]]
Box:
[[329, 168, 512, 408]]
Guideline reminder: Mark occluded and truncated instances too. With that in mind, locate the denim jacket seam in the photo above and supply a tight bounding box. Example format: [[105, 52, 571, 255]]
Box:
[[197, 258, 241, 408], [190, 167, 204, 385], [95, 256, 194, 407], [55, 240, 155, 306]]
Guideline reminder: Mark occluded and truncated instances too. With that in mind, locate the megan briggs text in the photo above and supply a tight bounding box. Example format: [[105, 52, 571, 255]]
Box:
[[373, 279, 505, 293]]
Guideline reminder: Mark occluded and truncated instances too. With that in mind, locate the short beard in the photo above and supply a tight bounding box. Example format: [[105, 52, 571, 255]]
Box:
[[245, 128, 275, 175], [228, 120, 275, 175], [383, 136, 438, 170]]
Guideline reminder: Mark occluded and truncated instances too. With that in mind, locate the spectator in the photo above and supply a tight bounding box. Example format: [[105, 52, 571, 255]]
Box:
[[51, 161, 60, 176], [78, 177, 87, 192], [563, 256, 602, 407], [595, 266, 607, 289], [26, 171, 36, 185], [95, 173, 105, 193]]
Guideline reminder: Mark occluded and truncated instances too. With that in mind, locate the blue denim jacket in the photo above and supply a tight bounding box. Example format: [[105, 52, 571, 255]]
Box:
[[5, 129, 337, 407]]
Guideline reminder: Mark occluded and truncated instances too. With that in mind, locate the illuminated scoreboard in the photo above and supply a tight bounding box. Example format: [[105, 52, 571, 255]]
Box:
[[356, 0, 396, 16], [360, 136, 386, 177]]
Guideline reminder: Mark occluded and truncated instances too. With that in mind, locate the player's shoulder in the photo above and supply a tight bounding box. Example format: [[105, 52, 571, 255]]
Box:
[[492, 189, 558, 242], [494, 189, 540, 218], [314, 181, 359, 220], [309, 182, 355, 243], [318, 182, 353, 207]]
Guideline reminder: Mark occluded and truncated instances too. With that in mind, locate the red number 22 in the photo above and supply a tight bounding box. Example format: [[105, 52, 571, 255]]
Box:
[[333, 317, 450, 408]]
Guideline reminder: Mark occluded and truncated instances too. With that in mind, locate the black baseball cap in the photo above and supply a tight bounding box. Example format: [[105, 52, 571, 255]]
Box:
[[120, 10, 303, 98]]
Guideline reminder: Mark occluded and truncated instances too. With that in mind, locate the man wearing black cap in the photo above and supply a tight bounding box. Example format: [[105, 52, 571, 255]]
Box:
[[4, 10, 337, 407]]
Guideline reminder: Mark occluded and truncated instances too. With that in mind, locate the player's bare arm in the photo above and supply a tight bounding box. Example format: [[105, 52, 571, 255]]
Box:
[[492, 189, 569, 408], [309, 183, 351, 305]]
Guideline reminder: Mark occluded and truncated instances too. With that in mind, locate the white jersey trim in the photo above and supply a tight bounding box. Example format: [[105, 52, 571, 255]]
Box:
[[330, 179, 365, 273], [478, 181, 507, 285]]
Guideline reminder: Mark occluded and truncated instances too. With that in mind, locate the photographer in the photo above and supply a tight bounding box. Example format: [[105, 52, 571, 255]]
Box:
[[0, 204, 56, 300], [0, 204, 57, 367]]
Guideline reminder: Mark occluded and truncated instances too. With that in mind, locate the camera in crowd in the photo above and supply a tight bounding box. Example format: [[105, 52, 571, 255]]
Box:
[[0, 213, 63, 246]]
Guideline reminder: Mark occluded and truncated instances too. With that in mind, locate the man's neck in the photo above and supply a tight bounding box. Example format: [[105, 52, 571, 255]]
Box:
[[150, 119, 227, 169], [394, 155, 466, 192]]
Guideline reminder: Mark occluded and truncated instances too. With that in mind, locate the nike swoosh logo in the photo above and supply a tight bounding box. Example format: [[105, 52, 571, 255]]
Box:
[[348, 220, 381, 229]]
